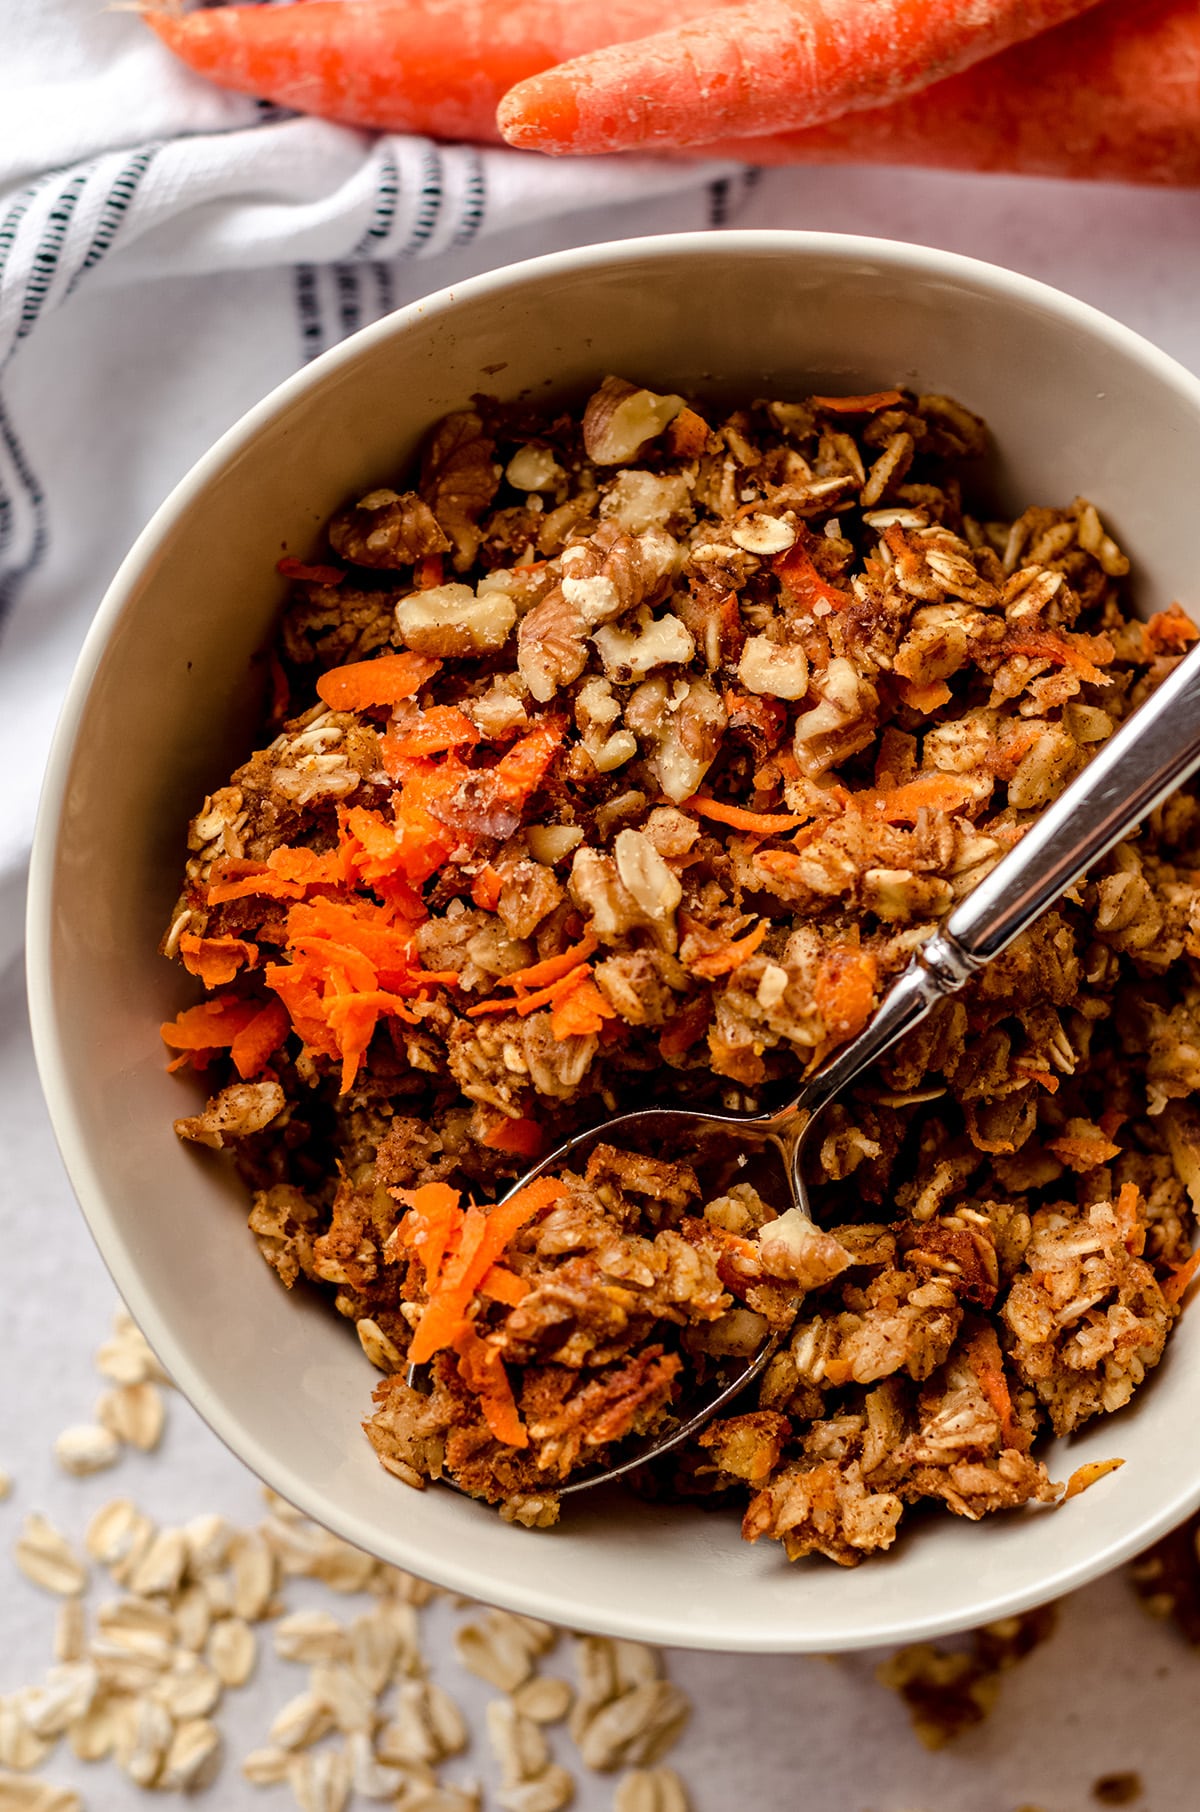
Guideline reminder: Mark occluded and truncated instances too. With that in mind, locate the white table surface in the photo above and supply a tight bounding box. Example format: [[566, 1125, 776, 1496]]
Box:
[[7, 160, 1200, 1811]]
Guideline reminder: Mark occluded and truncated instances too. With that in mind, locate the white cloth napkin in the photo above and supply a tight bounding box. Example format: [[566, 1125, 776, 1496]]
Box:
[[0, 0, 752, 968]]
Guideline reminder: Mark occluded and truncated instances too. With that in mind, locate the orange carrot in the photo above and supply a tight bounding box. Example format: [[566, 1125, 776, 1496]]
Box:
[[470, 865, 505, 912], [1063, 1457, 1124, 1500], [495, 933, 599, 995], [810, 390, 904, 413], [477, 1264, 531, 1306], [966, 1326, 1024, 1450], [480, 1116, 546, 1158], [229, 999, 291, 1079], [1163, 1246, 1200, 1307], [409, 1178, 562, 1364], [278, 555, 345, 586], [388, 706, 479, 759], [161, 994, 262, 1053], [316, 651, 441, 712], [813, 947, 877, 1042], [414, 553, 445, 591], [550, 971, 615, 1038], [179, 933, 258, 989], [497, 0, 1100, 155], [145, 0, 776, 143], [697, 0, 1200, 187], [687, 920, 769, 979], [491, 717, 567, 806], [1146, 604, 1200, 653], [774, 537, 851, 614], [686, 796, 806, 834], [453, 1323, 527, 1446], [854, 773, 978, 822], [396, 1181, 463, 1292], [206, 847, 343, 905], [465, 968, 586, 1019], [666, 407, 711, 457], [896, 677, 952, 714]]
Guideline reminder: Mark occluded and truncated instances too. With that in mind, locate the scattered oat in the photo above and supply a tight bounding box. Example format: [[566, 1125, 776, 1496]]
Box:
[[487, 1698, 551, 1786], [13, 1516, 87, 1597], [52, 1601, 84, 1667], [242, 1744, 294, 1786], [52, 1424, 119, 1477], [0, 1472, 10, 1501], [614, 1767, 691, 1812], [274, 1609, 350, 1664], [127, 1526, 187, 1597], [455, 1612, 537, 1692], [115, 1691, 173, 1788], [496, 1765, 576, 1812], [153, 1652, 222, 1720], [0, 1699, 53, 1772], [160, 1716, 222, 1791], [96, 1382, 166, 1451], [231, 1531, 276, 1620], [577, 1683, 691, 1772], [207, 1617, 257, 1688], [513, 1676, 573, 1724], [269, 1690, 335, 1752], [19, 1667, 97, 1740], [0, 1772, 83, 1812], [287, 1747, 351, 1812]]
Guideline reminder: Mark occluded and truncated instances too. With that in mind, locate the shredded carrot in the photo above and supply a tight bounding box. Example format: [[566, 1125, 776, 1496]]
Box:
[[277, 555, 345, 586], [1063, 1457, 1124, 1500], [1048, 1132, 1122, 1172], [206, 846, 343, 905], [395, 1181, 463, 1294], [685, 795, 806, 834], [688, 920, 769, 979], [179, 933, 258, 989], [230, 998, 291, 1079], [161, 994, 263, 1053], [477, 1264, 530, 1306], [388, 706, 479, 758], [1146, 605, 1200, 655], [550, 971, 615, 1038], [1001, 628, 1115, 685], [810, 390, 904, 413], [966, 1326, 1024, 1450], [896, 677, 952, 713], [490, 717, 567, 805], [316, 650, 441, 712], [470, 865, 505, 912], [408, 1177, 563, 1365], [501, 933, 599, 995], [480, 1115, 545, 1159], [1114, 1180, 1143, 1254], [753, 849, 807, 883], [1011, 1061, 1059, 1094], [466, 967, 589, 1019], [658, 994, 711, 1063], [854, 773, 978, 821], [452, 1323, 527, 1447], [774, 536, 851, 613], [414, 553, 444, 591], [814, 947, 878, 1042], [1163, 1245, 1200, 1306]]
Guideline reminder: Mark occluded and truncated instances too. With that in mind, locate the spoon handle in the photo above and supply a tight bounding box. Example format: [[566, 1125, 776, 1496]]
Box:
[[786, 635, 1200, 1120], [941, 634, 1200, 966]]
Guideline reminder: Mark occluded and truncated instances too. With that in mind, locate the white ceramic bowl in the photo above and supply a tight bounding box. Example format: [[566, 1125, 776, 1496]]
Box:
[[28, 232, 1200, 1653]]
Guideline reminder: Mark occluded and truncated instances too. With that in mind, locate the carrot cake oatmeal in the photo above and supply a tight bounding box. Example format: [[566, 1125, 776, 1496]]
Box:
[[161, 377, 1200, 1560]]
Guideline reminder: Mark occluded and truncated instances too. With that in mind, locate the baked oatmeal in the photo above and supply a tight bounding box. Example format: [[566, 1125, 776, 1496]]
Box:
[[161, 378, 1200, 1560]]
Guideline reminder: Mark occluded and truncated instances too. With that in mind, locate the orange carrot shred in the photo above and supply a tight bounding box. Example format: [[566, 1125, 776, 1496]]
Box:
[[966, 1326, 1024, 1450], [230, 998, 291, 1079], [480, 1116, 545, 1158], [774, 537, 852, 614], [414, 553, 444, 591], [550, 972, 615, 1038], [389, 706, 479, 758], [277, 555, 345, 585], [471, 865, 505, 912], [810, 390, 904, 413], [814, 948, 878, 1042], [408, 1178, 563, 1366], [466, 968, 588, 1019], [453, 1323, 527, 1447], [502, 933, 599, 995], [685, 796, 806, 834], [1063, 1457, 1124, 1500], [477, 1265, 530, 1306], [1163, 1246, 1200, 1306], [853, 773, 978, 821], [395, 1182, 463, 1293], [179, 933, 258, 989], [659, 994, 710, 1063], [688, 920, 768, 979], [316, 650, 441, 711], [896, 677, 952, 713], [161, 994, 262, 1052]]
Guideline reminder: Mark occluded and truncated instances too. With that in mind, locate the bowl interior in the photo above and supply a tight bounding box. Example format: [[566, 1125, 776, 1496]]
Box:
[[30, 233, 1200, 1652]]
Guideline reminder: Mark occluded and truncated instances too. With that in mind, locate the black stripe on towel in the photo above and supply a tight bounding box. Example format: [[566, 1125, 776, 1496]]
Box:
[[14, 170, 91, 346], [0, 181, 47, 294], [398, 148, 444, 257], [370, 262, 395, 322], [707, 178, 732, 227], [293, 264, 325, 363], [451, 151, 488, 249], [66, 147, 159, 297], [0, 391, 49, 631], [352, 153, 401, 259], [334, 264, 362, 342]]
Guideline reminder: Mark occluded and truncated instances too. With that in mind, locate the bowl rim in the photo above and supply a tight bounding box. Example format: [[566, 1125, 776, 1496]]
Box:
[[27, 228, 1200, 1652]]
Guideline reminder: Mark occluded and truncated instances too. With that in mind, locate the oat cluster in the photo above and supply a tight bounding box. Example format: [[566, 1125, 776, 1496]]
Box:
[[160, 379, 1200, 1558]]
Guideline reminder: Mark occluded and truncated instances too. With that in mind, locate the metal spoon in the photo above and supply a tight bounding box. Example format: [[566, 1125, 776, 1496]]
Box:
[[422, 635, 1200, 1496]]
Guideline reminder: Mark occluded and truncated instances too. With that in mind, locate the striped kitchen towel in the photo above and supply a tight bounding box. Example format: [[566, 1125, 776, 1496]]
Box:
[[0, 0, 753, 964]]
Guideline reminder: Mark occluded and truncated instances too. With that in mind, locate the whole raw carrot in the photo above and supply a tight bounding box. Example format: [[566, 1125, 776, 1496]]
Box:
[[496, 0, 1105, 156], [145, 0, 725, 143], [698, 0, 1200, 186]]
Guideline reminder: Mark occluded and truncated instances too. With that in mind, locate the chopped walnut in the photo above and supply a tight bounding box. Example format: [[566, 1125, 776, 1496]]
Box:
[[328, 489, 448, 569]]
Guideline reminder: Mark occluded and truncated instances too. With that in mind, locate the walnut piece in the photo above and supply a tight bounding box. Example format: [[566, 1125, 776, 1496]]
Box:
[[394, 582, 516, 656], [583, 377, 686, 465], [328, 490, 448, 570]]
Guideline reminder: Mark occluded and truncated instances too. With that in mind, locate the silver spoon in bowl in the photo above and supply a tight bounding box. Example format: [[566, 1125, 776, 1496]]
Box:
[[417, 635, 1200, 1497]]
